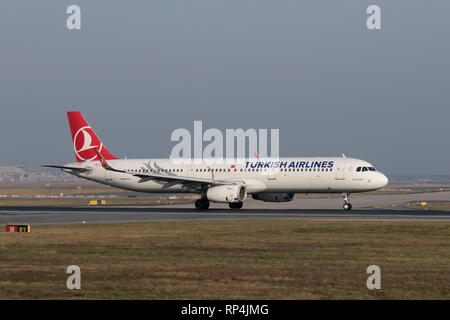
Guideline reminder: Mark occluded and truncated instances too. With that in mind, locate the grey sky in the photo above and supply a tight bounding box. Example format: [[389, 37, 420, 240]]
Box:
[[0, 1, 449, 175]]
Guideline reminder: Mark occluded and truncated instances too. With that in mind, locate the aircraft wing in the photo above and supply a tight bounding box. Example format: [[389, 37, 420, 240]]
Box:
[[105, 165, 233, 191], [94, 150, 233, 190]]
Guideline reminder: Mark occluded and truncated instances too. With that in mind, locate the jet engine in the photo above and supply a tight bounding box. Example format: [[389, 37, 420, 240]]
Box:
[[206, 185, 246, 203], [252, 192, 294, 202]]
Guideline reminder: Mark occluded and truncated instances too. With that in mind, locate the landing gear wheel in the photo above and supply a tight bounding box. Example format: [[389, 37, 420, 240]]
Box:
[[343, 203, 352, 211], [229, 201, 243, 209], [195, 199, 210, 210], [342, 193, 352, 211]]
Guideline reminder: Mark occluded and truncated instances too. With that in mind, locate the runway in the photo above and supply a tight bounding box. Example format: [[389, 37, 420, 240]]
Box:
[[1, 204, 450, 225], [2, 192, 450, 225]]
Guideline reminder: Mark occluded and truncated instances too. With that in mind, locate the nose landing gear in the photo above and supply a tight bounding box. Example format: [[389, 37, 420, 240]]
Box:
[[342, 193, 352, 211]]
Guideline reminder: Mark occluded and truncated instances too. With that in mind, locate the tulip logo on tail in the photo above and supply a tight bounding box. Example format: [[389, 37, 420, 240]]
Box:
[[74, 126, 103, 161]]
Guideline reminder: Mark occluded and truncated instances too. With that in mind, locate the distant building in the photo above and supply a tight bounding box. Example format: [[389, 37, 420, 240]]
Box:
[[0, 166, 25, 182]]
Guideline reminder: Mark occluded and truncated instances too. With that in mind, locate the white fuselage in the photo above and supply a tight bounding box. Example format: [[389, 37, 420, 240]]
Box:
[[64, 157, 389, 195]]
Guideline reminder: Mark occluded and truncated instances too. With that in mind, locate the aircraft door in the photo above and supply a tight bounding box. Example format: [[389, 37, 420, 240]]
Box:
[[335, 160, 346, 180], [186, 165, 194, 177]]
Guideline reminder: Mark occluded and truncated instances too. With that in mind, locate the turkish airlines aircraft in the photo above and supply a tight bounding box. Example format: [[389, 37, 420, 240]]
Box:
[[44, 112, 389, 211]]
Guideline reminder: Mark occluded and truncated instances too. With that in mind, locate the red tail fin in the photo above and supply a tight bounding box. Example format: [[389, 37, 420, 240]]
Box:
[[67, 111, 118, 162]]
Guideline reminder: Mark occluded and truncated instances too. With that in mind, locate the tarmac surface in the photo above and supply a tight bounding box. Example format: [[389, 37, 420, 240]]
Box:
[[1, 191, 450, 225]]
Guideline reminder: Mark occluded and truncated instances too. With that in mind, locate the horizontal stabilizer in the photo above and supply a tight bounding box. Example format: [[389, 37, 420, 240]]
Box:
[[41, 165, 90, 173]]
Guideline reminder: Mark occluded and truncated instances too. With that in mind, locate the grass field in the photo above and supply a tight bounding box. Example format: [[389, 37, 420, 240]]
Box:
[[0, 220, 449, 299]]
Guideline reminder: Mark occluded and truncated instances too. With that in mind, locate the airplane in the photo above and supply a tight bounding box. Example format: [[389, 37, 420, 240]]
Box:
[[44, 111, 389, 211]]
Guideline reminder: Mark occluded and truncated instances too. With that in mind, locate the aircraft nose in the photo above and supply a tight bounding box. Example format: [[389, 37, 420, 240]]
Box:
[[378, 173, 389, 188]]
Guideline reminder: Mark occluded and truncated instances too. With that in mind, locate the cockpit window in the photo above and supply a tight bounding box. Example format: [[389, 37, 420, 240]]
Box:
[[357, 166, 377, 172]]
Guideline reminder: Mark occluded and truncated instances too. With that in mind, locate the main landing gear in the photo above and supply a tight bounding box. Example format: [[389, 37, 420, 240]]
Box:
[[229, 201, 243, 209], [342, 193, 352, 211], [195, 198, 210, 210], [195, 199, 244, 210]]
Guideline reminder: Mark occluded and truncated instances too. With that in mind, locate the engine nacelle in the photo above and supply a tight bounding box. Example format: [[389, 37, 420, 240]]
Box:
[[207, 185, 246, 203], [252, 192, 294, 202]]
